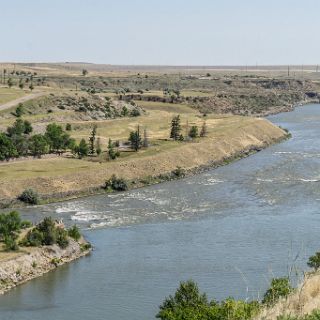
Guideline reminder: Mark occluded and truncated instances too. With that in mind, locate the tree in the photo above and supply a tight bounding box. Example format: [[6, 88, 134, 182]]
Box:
[[129, 126, 142, 151], [0, 133, 18, 160], [45, 123, 72, 153], [65, 123, 72, 131], [82, 69, 88, 76], [262, 277, 293, 306], [200, 121, 208, 137], [7, 78, 14, 88], [107, 138, 119, 160], [15, 103, 24, 117], [7, 119, 33, 137], [170, 115, 181, 140], [18, 80, 24, 89], [29, 134, 49, 158], [75, 139, 89, 158], [29, 83, 34, 91], [308, 252, 320, 271], [96, 137, 102, 156], [189, 126, 199, 139], [89, 125, 97, 156], [0, 211, 22, 240]]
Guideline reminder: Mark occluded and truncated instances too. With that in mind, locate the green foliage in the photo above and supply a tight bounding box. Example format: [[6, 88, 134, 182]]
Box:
[[189, 126, 199, 139], [4, 235, 19, 251], [29, 134, 49, 158], [277, 310, 320, 320], [0, 132, 18, 160], [262, 277, 293, 306], [307, 252, 320, 271], [7, 119, 33, 136], [15, 103, 25, 117], [89, 125, 97, 155], [0, 211, 22, 240], [23, 217, 69, 249], [74, 138, 89, 158], [104, 174, 128, 191], [157, 280, 260, 320], [170, 115, 182, 140], [107, 138, 120, 160], [45, 123, 72, 153], [7, 78, 14, 88], [68, 225, 81, 241], [18, 188, 39, 205], [129, 127, 142, 151], [65, 123, 72, 131]]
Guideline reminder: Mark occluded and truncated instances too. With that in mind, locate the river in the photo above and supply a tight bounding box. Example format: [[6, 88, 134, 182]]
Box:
[[1, 104, 320, 320]]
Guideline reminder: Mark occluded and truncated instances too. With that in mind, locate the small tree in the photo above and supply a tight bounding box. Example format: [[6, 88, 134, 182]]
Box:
[[29, 83, 34, 91], [170, 115, 181, 140], [189, 126, 199, 139], [65, 123, 72, 131], [308, 252, 320, 271], [15, 103, 24, 117], [89, 125, 97, 156], [68, 225, 81, 241], [75, 139, 89, 159], [7, 78, 14, 88], [200, 121, 208, 137], [96, 137, 102, 156], [82, 69, 88, 76], [262, 277, 293, 306], [29, 134, 49, 158], [18, 81, 24, 90], [107, 138, 119, 160], [129, 126, 142, 151]]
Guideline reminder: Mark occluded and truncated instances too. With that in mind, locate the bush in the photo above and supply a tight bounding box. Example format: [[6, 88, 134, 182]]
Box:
[[262, 277, 293, 306], [56, 228, 69, 249], [23, 229, 44, 247], [4, 235, 19, 251], [68, 225, 81, 241], [171, 166, 186, 178], [157, 280, 260, 320], [18, 189, 39, 205], [308, 252, 320, 271], [104, 175, 128, 191]]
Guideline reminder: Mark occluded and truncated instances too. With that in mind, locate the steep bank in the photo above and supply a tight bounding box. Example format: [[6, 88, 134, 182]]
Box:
[[0, 237, 91, 294], [0, 117, 288, 206], [256, 272, 320, 320]]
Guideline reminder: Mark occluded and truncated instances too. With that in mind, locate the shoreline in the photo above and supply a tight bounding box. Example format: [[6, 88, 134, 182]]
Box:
[[0, 237, 92, 295]]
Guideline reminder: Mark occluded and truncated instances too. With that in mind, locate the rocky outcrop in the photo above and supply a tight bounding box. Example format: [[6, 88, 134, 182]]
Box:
[[0, 238, 91, 294]]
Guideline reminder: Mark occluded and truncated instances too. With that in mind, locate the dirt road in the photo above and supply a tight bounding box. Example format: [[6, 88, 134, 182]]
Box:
[[0, 92, 46, 112]]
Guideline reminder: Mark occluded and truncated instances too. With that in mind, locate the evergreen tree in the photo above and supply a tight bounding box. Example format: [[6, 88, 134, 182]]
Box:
[[107, 138, 119, 160], [89, 125, 97, 155], [96, 137, 102, 156], [170, 115, 181, 140], [75, 139, 89, 159], [129, 126, 142, 151], [189, 126, 199, 139], [29, 134, 49, 158]]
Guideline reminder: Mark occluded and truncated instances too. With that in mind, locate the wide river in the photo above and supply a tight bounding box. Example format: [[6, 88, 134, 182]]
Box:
[[1, 104, 320, 320]]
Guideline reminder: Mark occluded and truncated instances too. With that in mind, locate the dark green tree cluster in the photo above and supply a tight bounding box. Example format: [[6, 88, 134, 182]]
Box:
[[0, 121, 75, 161], [23, 217, 69, 248], [0, 211, 31, 251], [129, 126, 142, 151]]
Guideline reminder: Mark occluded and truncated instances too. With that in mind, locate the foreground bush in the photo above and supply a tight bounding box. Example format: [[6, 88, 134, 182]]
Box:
[[262, 277, 293, 306], [156, 280, 260, 320], [18, 189, 39, 205]]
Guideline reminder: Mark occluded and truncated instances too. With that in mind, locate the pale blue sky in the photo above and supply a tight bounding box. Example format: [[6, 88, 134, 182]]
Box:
[[1, 0, 319, 65]]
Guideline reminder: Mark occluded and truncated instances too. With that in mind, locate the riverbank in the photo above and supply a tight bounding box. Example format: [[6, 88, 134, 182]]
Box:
[[0, 117, 289, 208], [0, 236, 91, 295]]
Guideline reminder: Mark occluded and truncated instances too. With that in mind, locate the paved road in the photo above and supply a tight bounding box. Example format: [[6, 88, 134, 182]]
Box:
[[0, 91, 46, 112]]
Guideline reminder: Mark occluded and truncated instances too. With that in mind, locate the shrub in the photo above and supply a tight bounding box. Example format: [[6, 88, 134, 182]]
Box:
[[65, 123, 72, 131], [104, 175, 128, 191], [171, 166, 185, 178], [56, 228, 69, 249], [262, 277, 293, 306], [4, 235, 19, 251], [308, 252, 320, 271], [68, 225, 81, 241], [18, 189, 39, 205]]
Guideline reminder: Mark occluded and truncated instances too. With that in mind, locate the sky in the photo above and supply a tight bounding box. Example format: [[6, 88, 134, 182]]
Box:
[[0, 0, 319, 65]]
